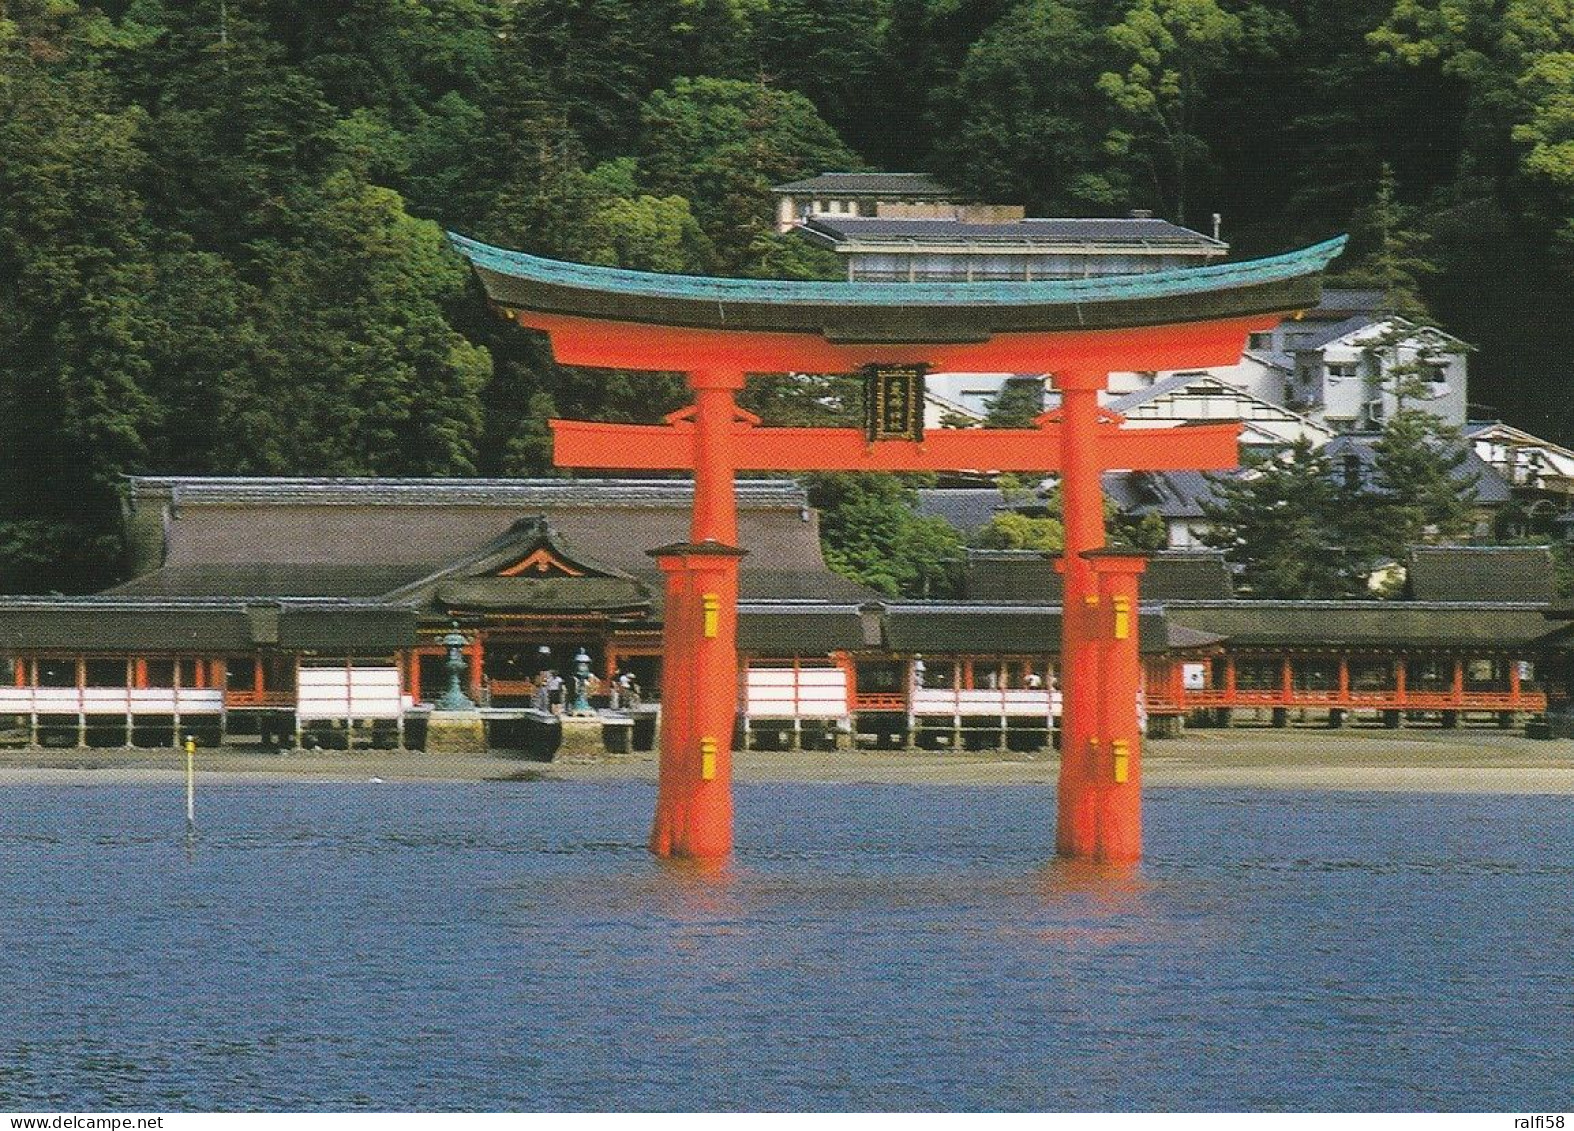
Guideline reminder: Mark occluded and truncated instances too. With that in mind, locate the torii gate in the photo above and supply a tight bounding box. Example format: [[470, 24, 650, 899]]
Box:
[[451, 233, 1346, 863]]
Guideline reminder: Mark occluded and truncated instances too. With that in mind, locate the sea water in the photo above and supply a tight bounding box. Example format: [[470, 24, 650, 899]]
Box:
[[0, 781, 1569, 1111]]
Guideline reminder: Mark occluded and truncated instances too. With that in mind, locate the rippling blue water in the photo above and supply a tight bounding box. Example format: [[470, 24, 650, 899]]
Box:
[[0, 781, 1570, 1111]]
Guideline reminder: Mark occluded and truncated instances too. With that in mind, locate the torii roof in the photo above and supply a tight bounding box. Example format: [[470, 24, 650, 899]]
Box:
[[449, 233, 1347, 345]]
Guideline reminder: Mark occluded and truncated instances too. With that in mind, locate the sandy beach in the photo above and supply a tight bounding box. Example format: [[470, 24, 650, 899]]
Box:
[[2, 726, 1572, 793]]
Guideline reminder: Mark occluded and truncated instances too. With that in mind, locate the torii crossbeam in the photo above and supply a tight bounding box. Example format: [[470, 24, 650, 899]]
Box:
[[451, 232, 1346, 863]]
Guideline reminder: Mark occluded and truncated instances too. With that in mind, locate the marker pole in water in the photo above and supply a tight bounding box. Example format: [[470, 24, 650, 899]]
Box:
[[184, 734, 196, 832]]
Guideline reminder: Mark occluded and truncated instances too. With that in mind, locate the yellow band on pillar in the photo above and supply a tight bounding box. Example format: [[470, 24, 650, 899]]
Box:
[[700, 736, 717, 780], [1112, 737, 1130, 783], [702, 593, 720, 638], [1113, 595, 1131, 640]]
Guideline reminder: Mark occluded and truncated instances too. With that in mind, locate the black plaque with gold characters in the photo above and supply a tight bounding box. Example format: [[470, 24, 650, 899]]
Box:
[[863, 364, 927, 443]]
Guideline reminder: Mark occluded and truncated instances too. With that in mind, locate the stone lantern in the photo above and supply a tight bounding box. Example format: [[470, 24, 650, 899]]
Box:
[[434, 623, 477, 712], [573, 647, 593, 714]]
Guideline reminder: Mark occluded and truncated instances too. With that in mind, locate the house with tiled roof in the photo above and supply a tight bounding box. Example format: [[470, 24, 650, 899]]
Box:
[[770, 172, 958, 232], [796, 213, 1227, 282], [1101, 372, 1332, 455]]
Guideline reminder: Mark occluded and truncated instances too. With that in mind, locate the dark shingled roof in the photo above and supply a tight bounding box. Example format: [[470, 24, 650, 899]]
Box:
[[882, 604, 1180, 655], [1323, 436, 1510, 505], [1165, 602, 1551, 649], [122, 477, 869, 606], [803, 215, 1223, 248], [384, 516, 652, 615], [434, 577, 649, 612], [772, 172, 952, 196], [1406, 546, 1554, 603], [964, 550, 1233, 603], [0, 600, 415, 652], [135, 476, 809, 509], [738, 604, 870, 654], [107, 564, 442, 599], [915, 487, 1021, 533], [276, 606, 417, 651], [1102, 470, 1227, 520]]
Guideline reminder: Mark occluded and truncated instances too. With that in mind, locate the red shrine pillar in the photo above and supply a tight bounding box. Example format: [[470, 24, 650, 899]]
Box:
[[1054, 369, 1109, 859], [649, 369, 747, 859], [1085, 552, 1147, 863]]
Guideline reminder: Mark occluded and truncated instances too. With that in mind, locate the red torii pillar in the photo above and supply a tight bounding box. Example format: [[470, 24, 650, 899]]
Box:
[[551, 383, 1242, 863], [646, 368, 748, 859]]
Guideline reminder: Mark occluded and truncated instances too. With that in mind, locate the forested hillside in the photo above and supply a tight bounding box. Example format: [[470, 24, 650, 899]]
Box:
[[3, 0, 1573, 592]]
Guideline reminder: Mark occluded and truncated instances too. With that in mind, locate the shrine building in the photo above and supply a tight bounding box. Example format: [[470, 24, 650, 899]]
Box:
[[0, 475, 1559, 751]]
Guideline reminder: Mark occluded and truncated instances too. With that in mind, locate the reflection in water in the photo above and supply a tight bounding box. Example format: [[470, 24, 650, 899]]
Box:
[[1036, 856, 1148, 904], [0, 781, 1570, 1111]]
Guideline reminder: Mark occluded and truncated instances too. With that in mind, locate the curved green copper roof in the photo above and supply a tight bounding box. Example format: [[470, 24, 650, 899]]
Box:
[[449, 232, 1347, 344]]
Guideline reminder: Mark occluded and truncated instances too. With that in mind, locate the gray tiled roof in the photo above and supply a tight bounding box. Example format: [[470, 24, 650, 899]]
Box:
[[915, 487, 1019, 533], [124, 477, 844, 598], [964, 549, 1233, 603], [881, 603, 1180, 655], [1315, 289, 1387, 314], [107, 563, 441, 599], [804, 216, 1221, 247], [1104, 372, 1216, 413], [1102, 470, 1228, 520], [132, 476, 808, 509], [771, 172, 952, 196], [1323, 434, 1510, 504]]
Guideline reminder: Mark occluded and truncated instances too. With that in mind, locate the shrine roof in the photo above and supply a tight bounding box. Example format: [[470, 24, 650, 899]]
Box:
[[738, 603, 871, 654], [107, 563, 440, 599], [880, 603, 1182, 655], [963, 549, 1235, 603], [130, 476, 808, 510], [449, 233, 1347, 342], [1406, 545, 1555, 604], [0, 599, 415, 651], [1163, 601, 1551, 648], [118, 477, 868, 611]]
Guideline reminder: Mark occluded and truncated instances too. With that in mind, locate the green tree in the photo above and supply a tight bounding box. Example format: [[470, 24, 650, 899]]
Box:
[[807, 474, 964, 597], [983, 377, 1045, 428], [636, 77, 863, 268], [0, 21, 159, 590], [1328, 163, 1438, 319], [738, 231, 844, 280], [1098, 0, 1290, 224], [214, 174, 491, 476], [740, 374, 862, 427], [930, 0, 1127, 213], [580, 193, 717, 272], [1199, 439, 1368, 598], [752, 0, 890, 136], [493, 0, 761, 160], [1358, 409, 1480, 559], [971, 511, 1066, 552]]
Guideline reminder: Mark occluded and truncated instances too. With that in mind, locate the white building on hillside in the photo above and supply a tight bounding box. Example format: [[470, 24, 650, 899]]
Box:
[[1290, 320, 1468, 431], [1103, 290, 1470, 434], [1101, 373, 1332, 456]]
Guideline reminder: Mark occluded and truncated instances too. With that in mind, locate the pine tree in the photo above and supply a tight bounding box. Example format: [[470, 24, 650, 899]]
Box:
[[1199, 439, 1368, 598]]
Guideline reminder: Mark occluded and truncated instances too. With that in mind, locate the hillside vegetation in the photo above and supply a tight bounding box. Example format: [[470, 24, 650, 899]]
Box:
[[3, 0, 1571, 590]]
